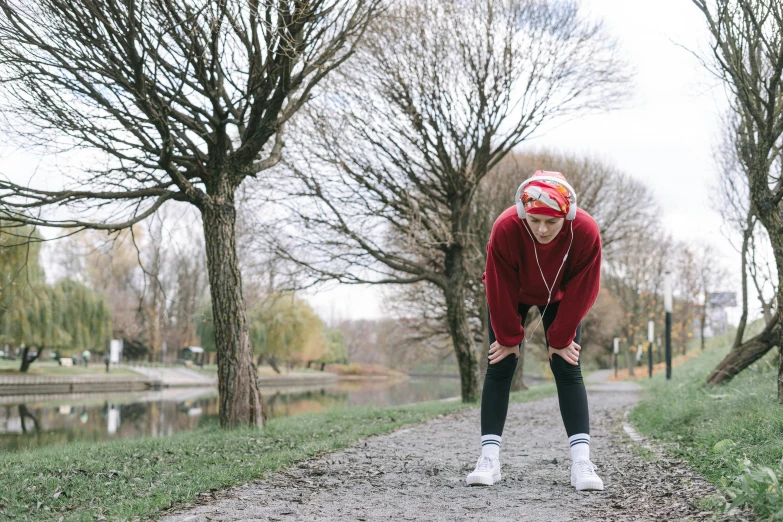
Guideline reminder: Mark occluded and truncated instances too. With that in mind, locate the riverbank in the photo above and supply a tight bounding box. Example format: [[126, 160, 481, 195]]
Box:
[[0, 365, 340, 395], [629, 327, 783, 520], [0, 384, 557, 521], [128, 364, 341, 388], [0, 373, 150, 396], [0, 360, 137, 376]]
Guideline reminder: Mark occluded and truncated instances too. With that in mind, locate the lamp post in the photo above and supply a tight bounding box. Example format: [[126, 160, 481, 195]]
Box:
[[613, 337, 619, 378], [664, 271, 673, 380], [648, 320, 654, 378]]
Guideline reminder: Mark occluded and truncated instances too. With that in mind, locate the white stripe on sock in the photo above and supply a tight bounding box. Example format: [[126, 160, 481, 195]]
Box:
[[481, 434, 501, 458], [569, 433, 590, 462]]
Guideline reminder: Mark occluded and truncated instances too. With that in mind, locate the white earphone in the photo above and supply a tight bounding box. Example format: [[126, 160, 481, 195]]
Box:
[[514, 172, 577, 344]]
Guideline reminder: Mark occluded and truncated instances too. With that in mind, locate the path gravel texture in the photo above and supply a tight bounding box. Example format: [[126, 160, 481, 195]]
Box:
[[163, 379, 749, 522]]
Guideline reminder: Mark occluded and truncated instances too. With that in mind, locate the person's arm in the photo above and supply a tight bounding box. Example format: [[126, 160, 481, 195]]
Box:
[[484, 226, 524, 347], [547, 227, 602, 349]]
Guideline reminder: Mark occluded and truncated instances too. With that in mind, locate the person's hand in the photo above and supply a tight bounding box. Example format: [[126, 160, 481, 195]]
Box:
[[488, 341, 520, 364], [548, 341, 581, 366]]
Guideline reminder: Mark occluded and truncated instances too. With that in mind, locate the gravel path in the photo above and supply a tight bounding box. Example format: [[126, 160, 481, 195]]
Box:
[[163, 379, 749, 522]]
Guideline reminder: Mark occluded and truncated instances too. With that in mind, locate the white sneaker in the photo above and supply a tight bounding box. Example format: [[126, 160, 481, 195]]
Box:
[[571, 459, 604, 491], [466, 455, 501, 486]]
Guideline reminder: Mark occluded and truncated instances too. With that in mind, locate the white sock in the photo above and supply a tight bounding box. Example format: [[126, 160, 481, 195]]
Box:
[[481, 434, 501, 459], [569, 433, 590, 462]]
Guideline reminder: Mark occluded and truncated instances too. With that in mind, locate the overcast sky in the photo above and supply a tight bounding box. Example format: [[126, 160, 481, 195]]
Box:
[[0, 0, 754, 324], [306, 0, 747, 323]]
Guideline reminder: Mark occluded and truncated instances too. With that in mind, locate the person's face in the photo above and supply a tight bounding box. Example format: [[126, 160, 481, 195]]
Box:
[[525, 214, 565, 244]]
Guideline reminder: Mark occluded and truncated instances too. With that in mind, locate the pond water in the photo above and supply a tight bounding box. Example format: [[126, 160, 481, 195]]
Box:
[[0, 377, 461, 452]]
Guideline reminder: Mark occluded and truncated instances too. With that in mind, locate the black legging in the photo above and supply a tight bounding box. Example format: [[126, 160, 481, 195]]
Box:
[[481, 300, 589, 437]]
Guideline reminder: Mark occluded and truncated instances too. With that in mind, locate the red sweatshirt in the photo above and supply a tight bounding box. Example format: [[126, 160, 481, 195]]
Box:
[[482, 206, 602, 349]]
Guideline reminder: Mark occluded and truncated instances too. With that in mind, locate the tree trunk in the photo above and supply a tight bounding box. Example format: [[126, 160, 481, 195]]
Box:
[[510, 341, 528, 391], [266, 356, 282, 374], [478, 299, 489, 389], [779, 345, 783, 404], [745, 152, 783, 401], [19, 346, 40, 373], [733, 217, 752, 350], [202, 197, 264, 429], [706, 315, 779, 385], [700, 297, 707, 351], [443, 282, 479, 403]]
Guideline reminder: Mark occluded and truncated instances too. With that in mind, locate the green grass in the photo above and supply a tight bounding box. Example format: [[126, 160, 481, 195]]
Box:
[[629, 324, 783, 519], [1, 383, 556, 521]]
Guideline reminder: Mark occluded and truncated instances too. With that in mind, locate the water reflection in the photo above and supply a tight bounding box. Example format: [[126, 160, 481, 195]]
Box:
[[0, 377, 460, 451], [18, 405, 40, 433]]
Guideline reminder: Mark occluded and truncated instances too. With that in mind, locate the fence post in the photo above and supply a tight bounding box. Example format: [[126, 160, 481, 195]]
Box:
[[664, 271, 673, 380]]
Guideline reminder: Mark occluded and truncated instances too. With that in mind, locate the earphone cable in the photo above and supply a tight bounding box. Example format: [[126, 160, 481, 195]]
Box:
[[522, 220, 574, 344]]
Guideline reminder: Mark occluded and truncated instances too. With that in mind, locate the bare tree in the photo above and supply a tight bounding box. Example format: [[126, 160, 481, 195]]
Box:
[[271, 0, 630, 401], [49, 212, 209, 362], [0, 0, 381, 427], [51, 228, 150, 343], [746, 226, 778, 323], [140, 215, 166, 362], [673, 244, 703, 354], [691, 0, 783, 396], [695, 244, 730, 350], [714, 112, 755, 349], [603, 229, 674, 366], [713, 109, 777, 350], [167, 234, 209, 357]]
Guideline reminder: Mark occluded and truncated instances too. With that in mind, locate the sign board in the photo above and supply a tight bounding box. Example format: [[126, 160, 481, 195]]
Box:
[[109, 339, 123, 364], [707, 292, 737, 307]]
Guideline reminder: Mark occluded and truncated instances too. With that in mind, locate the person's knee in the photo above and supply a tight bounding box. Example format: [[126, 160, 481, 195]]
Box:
[[486, 354, 518, 381], [549, 353, 583, 384]]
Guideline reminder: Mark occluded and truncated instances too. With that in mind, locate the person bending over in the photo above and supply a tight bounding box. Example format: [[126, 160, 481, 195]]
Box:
[[466, 170, 604, 492]]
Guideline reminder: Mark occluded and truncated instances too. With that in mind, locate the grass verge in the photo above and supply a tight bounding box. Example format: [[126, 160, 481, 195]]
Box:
[[1, 383, 556, 521], [629, 327, 783, 520]]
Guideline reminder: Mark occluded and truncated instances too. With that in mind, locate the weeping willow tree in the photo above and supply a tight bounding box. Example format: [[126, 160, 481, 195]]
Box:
[[317, 329, 348, 369], [255, 293, 325, 368], [0, 220, 112, 371], [1, 280, 112, 372], [0, 220, 48, 371], [54, 279, 113, 354]]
